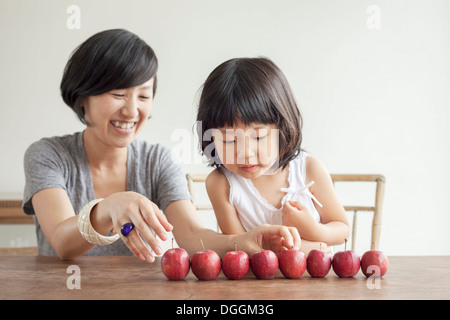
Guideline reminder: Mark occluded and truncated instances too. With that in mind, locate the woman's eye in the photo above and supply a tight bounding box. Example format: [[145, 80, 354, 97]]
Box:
[[256, 135, 267, 141], [139, 96, 150, 100], [112, 93, 125, 97]]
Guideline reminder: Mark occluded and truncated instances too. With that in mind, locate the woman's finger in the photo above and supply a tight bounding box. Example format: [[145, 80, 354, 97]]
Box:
[[128, 214, 164, 256], [121, 226, 156, 263], [139, 202, 170, 243], [263, 225, 297, 249]]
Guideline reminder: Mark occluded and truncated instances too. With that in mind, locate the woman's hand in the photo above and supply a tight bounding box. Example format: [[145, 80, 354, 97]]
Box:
[[234, 224, 301, 256], [94, 191, 173, 263]]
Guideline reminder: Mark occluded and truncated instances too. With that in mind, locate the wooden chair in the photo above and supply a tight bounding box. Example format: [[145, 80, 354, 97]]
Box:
[[186, 174, 213, 211], [330, 174, 385, 251], [0, 199, 38, 256], [186, 173, 219, 232]]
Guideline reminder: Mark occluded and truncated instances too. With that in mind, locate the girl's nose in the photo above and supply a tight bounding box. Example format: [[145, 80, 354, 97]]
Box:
[[237, 136, 256, 164]]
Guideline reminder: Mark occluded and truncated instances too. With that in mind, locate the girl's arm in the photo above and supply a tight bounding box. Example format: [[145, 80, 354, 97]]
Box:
[[205, 169, 247, 235], [282, 156, 350, 245]]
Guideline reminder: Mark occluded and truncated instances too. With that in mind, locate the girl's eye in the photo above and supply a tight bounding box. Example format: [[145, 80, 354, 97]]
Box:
[[111, 93, 125, 97], [139, 96, 150, 100], [255, 135, 267, 141]]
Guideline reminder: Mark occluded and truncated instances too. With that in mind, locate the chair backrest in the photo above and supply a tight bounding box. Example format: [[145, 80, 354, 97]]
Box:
[[186, 173, 220, 232], [186, 174, 212, 211], [330, 174, 385, 251], [0, 199, 38, 256]]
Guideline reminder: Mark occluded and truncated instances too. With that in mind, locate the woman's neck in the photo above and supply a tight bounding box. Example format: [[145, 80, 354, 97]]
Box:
[[82, 130, 128, 170]]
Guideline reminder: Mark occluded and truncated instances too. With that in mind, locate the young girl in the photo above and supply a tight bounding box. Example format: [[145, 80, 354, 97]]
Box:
[[196, 57, 350, 254]]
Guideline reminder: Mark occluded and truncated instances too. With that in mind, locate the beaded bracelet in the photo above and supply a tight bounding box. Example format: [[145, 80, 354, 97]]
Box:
[[77, 198, 120, 246]]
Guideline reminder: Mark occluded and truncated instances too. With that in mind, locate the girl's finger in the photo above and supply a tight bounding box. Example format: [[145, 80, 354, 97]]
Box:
[[288, 200, 307, 211]]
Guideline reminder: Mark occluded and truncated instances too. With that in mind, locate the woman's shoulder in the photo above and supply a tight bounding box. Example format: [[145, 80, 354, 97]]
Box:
[[129, 140, 183, 175], [25, 132, 82, 160]]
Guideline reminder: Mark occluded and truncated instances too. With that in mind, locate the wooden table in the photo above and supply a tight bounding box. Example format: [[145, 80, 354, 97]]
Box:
[[0, 256, 449, 300]]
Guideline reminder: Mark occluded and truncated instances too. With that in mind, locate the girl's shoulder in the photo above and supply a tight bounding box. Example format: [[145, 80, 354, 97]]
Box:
[[291, 151, 325, 171], [303, 154, 332, 185], [288, 151, 330, 183], [206, 168, 229, 190]]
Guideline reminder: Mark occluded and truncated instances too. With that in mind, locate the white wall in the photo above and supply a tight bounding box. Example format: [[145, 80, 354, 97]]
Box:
[[1, 0, 449, 255]]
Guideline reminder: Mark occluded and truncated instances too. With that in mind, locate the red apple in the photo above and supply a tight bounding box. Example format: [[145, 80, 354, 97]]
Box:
[[222, 242, 249, 280], [361, 248, 389, 278], [161, 245, 190, 281], [250, 249, 279, 279], [191, 239, 221, 280], [306, 246, 331, 278], [332, 240, 360, 278], [278, 248, 306, 279]]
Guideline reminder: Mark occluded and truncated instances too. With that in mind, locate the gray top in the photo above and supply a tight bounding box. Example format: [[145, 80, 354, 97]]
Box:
[[23, 131, 191, 256]]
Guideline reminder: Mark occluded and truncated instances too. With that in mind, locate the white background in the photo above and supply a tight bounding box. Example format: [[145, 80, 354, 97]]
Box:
[[0, 0, 449, 255]]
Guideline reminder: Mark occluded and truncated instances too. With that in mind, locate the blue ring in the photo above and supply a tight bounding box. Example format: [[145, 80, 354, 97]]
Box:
[[120, 222, 135, 237]]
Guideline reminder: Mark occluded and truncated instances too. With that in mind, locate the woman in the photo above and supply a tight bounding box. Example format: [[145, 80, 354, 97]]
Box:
[[23, 29, 300, 263]]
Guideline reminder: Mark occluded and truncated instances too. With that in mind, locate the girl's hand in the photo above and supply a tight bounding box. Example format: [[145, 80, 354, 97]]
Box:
[[234, 224, 301, 256], [282, 200, 319, 239], [96, 191, 173, 263]]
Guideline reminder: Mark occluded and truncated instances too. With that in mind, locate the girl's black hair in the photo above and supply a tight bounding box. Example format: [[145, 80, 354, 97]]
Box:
[[61, 29, 158, 123], [196, 57, 303, 171]]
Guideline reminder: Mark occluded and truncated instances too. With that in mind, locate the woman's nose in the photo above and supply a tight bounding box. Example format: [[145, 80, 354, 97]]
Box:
[[121, 98, 139, 118]]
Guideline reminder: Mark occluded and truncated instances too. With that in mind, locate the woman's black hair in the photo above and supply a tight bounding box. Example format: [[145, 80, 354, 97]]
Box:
[[196, 57, 303, 171], [61, 29, 158, 123]]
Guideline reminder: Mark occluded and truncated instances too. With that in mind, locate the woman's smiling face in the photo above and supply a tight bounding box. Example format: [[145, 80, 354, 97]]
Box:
[[82, 78, 154, 149]]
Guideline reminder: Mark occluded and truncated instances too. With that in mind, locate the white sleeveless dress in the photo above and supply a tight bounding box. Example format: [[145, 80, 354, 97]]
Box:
[[222, 151, 323, 231]]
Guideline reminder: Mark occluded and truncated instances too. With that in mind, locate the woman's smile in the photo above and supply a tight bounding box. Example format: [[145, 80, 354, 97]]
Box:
[[110, 120, 137, 134]]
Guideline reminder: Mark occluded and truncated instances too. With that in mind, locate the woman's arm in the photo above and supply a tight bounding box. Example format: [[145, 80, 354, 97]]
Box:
[[32, 188, 97, 259], [32, 188, 173, 262], [282, 156, 350, 245]]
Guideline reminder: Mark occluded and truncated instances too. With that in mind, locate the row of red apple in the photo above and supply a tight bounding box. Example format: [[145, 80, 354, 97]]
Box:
[[161, 240, 388, 281]]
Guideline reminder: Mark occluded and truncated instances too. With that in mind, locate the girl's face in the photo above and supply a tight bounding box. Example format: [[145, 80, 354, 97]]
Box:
[[213, 121, 280, 179], [83, 78, 154, 149]]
